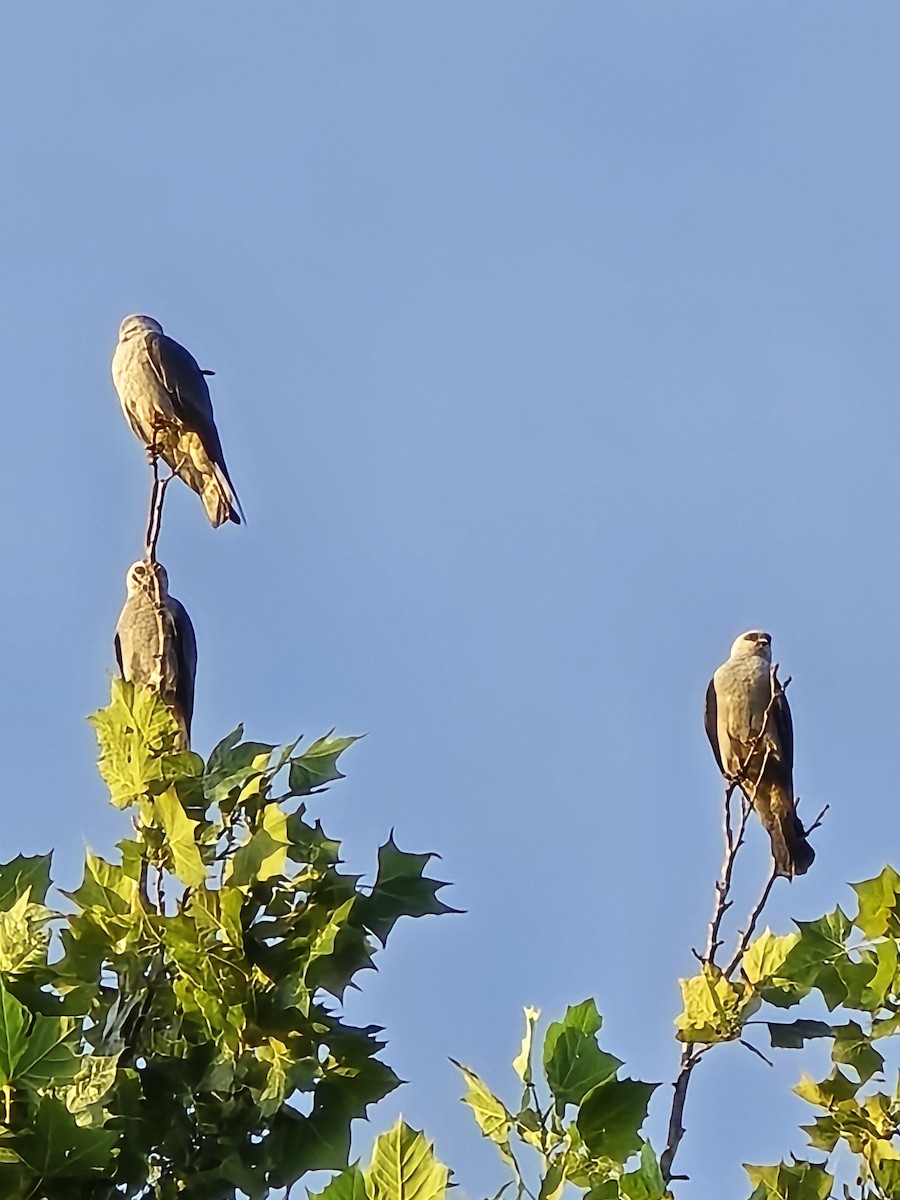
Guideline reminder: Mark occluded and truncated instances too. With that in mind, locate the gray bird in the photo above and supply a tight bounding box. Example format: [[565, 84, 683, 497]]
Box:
[[704, 630, 814, 879], [115, 560, 198, 748], [111, 315, 243, 527]]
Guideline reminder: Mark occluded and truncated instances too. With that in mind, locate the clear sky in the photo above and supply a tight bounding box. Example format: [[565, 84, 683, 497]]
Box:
[[1, 2, 898, 1194]]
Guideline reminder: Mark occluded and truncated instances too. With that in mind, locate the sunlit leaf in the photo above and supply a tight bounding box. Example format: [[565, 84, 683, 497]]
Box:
[[154, 787, 206, 886], [513, 1005, 540, 1087], [451, 1060, 514, 1144], [309, 1166, 368, 1200], [832, 1021, 884, 1084], [366, 1119, 449, 1200], [620, 1142, 667, 1200], [675, 967, 758, 1043], [90, 679, 202, 808], [744, 1159, 833, 1199]]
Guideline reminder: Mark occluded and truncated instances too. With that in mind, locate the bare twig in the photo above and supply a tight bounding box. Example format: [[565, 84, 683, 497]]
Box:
[[725, 865, 778, 978], [145, 464, 175, 563], [660, 1045, 708, 1183], [703, 787, 751, 965], [804, 803, 829, 836], [662, 668, 789, 1185]]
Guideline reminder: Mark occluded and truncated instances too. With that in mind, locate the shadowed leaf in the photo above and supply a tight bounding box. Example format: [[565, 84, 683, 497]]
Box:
[[543, 999, 621, 1114], [576, 1077, 657, 1163], [360, 836, 457, 945], [289, 733, 362, 795]]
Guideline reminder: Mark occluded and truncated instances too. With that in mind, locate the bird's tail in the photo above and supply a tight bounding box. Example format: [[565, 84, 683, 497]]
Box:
[[201, 465, 243, 527], [751, 777, 815, 879]]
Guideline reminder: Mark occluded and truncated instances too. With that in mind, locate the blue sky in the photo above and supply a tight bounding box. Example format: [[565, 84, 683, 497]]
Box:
[[1, 2, 899, 1194]]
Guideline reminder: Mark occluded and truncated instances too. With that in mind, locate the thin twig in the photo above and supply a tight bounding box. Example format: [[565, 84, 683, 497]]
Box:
[[660, 1045, 707, 1183], [663, 668, 789, 1185], [804, 803, 829, 836], [145, 469, 174, 563], [144, 444, 161, 559], [725, 865, 778, 978], [704, 788, 751, 965]]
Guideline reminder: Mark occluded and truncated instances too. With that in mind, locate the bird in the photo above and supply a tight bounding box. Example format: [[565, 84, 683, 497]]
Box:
[[111, 314, 243, 528], [704, 630, 814, 879], [115, 560, 198, 749]]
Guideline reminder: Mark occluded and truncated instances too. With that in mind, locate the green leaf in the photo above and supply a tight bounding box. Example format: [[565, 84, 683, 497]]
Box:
[[366, 1119, 449, 1200], [576, 1077, 658, 1163], [852, 866, 900, 938], [0, 891, 51, 974], [513, 1005, 540, 1087], [675, 968, 759, 1043], [0, 978, 28, 1085], [289, 733, 361, 795], [794, 1069, 860, 1109], [14, 1096, 118, 1178], [832, 1021, 884, 1084], [203, 729, 276, 804], [620, 1142, 667, 1200], [154, 786, 206, 886], [543, 999, 621, 1114], [873, 1158, 900, 1193], [744, 1159, 833, 1200], [0, 855, 52, 910], [451, 1060, 514, 1144], [861, 939, 898, 1011], [309, 1166, 369, 1200], [744, 929, 800, 986], [360, 835, 457, 945], [89, 679, 202, 808], [780, 909, 853, 1011], [58, 1053, 119, 1113], [227, 804, 290, 888], [766, 1020, 834, 1050], [537, 1160, 565, 1200], [14, 1013, 80, 1089]]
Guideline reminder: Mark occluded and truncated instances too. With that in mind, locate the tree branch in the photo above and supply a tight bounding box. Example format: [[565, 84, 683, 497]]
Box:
[[662, 667, 789, 1185]]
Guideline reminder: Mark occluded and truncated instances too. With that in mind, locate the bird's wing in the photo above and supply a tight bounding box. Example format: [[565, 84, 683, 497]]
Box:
[[704, 677, 724, 774], [114, 630, 124, 677], [770, 685, 794, 775], [145, 333, 231, 459], [145, 333, 214, 426], [167, 596, 198, 740]]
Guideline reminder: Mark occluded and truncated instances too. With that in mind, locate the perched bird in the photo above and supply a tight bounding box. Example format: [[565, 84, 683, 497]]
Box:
[[115, 560, 198, 748], [704, 630, 814, 879], [111, 315, 243, 527]]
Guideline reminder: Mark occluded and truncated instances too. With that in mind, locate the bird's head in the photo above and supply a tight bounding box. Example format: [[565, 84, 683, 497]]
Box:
[[730, 630, 773, 662], [125, 559, 169, 597], [118, 314, 163, 341]]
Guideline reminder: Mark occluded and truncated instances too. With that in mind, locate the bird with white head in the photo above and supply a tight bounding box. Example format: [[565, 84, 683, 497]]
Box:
[[704, 630, 815, 878], [114, 559, 198, 749], [112, 314, 243, 528]]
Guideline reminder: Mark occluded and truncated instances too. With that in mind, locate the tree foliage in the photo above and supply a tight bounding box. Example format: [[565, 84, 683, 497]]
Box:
[[0, 679, 450, 1199], [323, 786, 900, 1200]]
